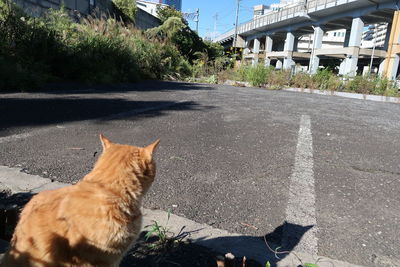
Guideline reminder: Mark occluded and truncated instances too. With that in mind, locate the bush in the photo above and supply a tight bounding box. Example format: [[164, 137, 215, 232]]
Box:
[[0, 1, 197, 91], [345, 75, 377, 94], [112, 0, 137, 22], [313, 69, 342, 91], [246, 64, 271, 87], [291, 72, 315, 89], [268, 70, 291, 89]]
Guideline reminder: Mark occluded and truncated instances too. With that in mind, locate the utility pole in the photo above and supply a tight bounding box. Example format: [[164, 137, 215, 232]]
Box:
[[233, 0, 240, 48], [195, 8, 199, 33], [183, 9, 200, 33], [369, 26, 376, 75], [213, 13, 218, 40]]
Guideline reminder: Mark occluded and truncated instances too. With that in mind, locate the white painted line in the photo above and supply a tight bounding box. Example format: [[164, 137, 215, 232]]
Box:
[[284, 115, 318, 255]]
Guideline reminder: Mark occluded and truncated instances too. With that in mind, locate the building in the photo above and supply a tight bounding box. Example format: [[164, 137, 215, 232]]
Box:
[[159, 0, 182, 11], [253, 5, 269, 18], [361, 23, 389, 49], [137, 0, 168, 16]]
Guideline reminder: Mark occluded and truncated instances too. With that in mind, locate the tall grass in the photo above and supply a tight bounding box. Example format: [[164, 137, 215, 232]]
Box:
[[0, 0, 192, 91], [232, 63, 398, 97]]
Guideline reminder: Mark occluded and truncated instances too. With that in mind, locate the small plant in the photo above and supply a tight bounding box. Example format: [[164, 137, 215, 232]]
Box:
[[145, 220, 170, 246], [247, 64, 270, 87], [267, 70, 291, 89], [238, 64, 273, 87], [145, 210, 172, 247]]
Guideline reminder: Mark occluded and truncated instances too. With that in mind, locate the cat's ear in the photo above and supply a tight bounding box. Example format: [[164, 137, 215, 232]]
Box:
[[99, 134, 112, 150], [144, 139, 160, 157]]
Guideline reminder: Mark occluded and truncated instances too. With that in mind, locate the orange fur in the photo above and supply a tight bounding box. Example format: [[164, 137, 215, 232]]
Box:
[[1, 135, 160, 267]]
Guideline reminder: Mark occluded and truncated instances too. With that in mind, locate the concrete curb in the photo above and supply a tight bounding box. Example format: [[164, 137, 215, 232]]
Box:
[[284, 88, 400, 104], [223, 80, 400, 104], [0, 166, 362, 267]]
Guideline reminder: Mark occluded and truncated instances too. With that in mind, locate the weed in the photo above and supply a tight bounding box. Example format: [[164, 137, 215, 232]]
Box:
[[145, 220, 171, 247], [267, 70, 291, 89]]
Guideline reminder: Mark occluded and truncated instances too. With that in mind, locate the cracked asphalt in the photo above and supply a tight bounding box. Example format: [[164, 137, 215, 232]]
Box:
[[0, 81, 399, 266]]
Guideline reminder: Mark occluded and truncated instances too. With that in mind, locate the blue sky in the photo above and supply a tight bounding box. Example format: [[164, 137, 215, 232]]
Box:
[[182, 0, 277, 38]]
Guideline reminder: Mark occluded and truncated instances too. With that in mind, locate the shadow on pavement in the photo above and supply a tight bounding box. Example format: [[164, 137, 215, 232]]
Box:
[[31, 81, 214, 94], [195, 221, 313, 267], [0, 81, 215, 136], [0, 98, 211, 135]]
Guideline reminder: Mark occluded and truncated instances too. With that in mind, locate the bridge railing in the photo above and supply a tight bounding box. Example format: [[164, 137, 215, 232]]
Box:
[[215, 0, 356, 43], [214, 29, 235, 42], [307, 0, 354, 10], [237, 2, 307, 34]]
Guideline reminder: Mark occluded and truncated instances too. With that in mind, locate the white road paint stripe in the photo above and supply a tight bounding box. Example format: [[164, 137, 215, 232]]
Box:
[[283, 114, 318, 255]]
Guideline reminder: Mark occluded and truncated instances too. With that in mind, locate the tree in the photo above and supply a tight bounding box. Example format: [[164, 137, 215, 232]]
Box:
[[112, 0, 137, 22], [156, 5, 185, 24]]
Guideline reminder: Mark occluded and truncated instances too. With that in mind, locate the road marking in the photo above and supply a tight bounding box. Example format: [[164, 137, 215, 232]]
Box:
[[283, 114, 318, 255]]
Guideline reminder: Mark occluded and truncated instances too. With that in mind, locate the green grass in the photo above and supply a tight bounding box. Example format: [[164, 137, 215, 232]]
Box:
[[229, 63, 399, 97]]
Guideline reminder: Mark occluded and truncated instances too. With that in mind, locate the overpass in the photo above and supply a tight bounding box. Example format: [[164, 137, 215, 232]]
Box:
[[215, 0, 400, 79]]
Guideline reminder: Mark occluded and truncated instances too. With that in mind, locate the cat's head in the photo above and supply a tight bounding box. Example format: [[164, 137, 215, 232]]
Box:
[[97, 134, 160, 194]]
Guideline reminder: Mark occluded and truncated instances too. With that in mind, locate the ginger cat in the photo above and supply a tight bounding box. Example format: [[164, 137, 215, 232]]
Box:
[[1, 135, 160, 267]]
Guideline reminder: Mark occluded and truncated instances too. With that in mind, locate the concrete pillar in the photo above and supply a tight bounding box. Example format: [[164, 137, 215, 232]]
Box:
[[339, 29, 351, 75], [378, 59, 386, 76], [383, 11, 400, 79], [339, 58, 346, 75], [276, 60, 283, 70], [309, 26, 324, 74], [283, 32, 296, 70], [343, 17, 364, 76], [387, 54, 400, 80], [264, 35, 273, 66], [252, 38, 260, 66]]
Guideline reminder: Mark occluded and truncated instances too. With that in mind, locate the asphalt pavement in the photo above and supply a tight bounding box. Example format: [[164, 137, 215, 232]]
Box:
[[1, 81, 399, 266]]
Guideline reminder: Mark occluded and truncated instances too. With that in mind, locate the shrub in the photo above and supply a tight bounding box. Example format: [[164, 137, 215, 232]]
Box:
[[345, 75, 376, 94], [112, 0, 137, 22], [312, 69, 341, 91], [0, 1, 197, 91], [291, 72, 315, 89], [246, 64, 271, 87], [268, 70, 291, 89]]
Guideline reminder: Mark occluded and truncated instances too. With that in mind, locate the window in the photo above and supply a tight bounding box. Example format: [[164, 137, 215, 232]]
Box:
[[334, 32, 336, 37]]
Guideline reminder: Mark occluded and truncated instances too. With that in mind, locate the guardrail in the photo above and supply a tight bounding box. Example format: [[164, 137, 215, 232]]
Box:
[[237, 2, 307, 34], [307, 0, 355, 10]]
